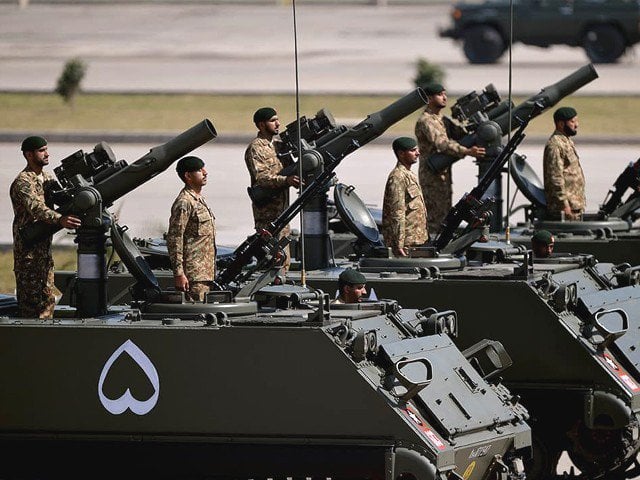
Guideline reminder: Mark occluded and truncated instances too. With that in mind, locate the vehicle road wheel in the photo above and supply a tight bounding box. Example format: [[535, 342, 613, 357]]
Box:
[[524, 432, 562, 480], [462, 25, 505, 64], [583, 24, 626, 63]]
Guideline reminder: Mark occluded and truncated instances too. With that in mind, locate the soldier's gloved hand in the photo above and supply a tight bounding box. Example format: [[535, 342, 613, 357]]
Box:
[[174, 273, 189, 292]]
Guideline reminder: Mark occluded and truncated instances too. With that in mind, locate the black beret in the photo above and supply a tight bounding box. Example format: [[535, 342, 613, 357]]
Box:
[[176, 156, 205, 179], [392, 136, 418, 152], [424, 82, 445, 96], [339, 268, 366, 285], [21, 135, 47, 152], [253, 107, 277, 124], [532, 229, 554, 245], [553, 106, 577, 122]]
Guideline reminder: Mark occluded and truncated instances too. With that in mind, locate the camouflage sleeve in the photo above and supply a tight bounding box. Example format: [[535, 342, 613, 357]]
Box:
[[544, 142, 568, 207], [246, 142, 288, 189], [10, 174, 61, 224], [383, 175, 407, 250], [166, 198, 192, 276], [416, 117, 467, 158]]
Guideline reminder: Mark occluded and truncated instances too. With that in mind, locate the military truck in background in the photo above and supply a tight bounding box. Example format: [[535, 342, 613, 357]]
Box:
[[439, 0, 640, 64]]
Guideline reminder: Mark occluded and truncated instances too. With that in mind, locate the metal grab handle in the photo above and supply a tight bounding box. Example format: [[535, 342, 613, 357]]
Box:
[[592, 308, 629, 351], [392, 357, 433, 403]]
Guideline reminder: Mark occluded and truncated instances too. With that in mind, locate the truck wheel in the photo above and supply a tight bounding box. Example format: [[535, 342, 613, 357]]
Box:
[[462, 25, 505, 64], [583, 25, 626, 63]]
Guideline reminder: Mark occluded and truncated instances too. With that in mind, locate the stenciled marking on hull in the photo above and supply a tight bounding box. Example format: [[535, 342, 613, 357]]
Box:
[[98, 339, 160, 415]]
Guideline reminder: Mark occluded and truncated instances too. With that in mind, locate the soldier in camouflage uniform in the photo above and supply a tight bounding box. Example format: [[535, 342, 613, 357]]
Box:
[[382, 137, 428, 257], [244, 107, 300, 271], [543, 106, 586, 221], [10, 136, 82, 318], [415, 83, 485, 234], [167, 156, 216, 302]]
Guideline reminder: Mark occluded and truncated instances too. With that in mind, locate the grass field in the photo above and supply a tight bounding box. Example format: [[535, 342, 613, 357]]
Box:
[[0, 249, 77, 295], [2, 92, 639, 138]]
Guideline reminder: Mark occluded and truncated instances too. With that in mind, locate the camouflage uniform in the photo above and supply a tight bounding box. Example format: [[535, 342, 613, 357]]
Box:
[[543, 131, 586, 219], [244, 133, 292, 269], [10, 167, 62, 318], [415, 111, 467, 233], [382, 162, 429, 254], [167, 187, 216, 302]]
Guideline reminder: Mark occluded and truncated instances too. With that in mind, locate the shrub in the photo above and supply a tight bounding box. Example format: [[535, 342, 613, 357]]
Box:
[[413, 58, 445, 89], [55, 58, 87, 107]]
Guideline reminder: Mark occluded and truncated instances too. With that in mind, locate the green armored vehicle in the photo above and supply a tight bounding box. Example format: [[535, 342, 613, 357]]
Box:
[[439, 0, 640, 64], [204, 64, 640, 478], [0, 276, 533, 479], [1, 105, 534, 480]]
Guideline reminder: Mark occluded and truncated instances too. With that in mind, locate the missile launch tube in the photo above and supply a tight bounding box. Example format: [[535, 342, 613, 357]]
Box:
[[21, 119, 217, 246], [427, 64, 598, 173]]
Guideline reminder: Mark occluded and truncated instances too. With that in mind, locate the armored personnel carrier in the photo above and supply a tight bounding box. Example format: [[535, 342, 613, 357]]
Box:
[[2, 106, 534, 480], [1, 258, 533, 479], [267, 69, 640, 478]]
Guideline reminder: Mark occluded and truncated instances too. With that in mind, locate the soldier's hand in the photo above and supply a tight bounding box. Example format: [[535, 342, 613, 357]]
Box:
[[59, 215, 81, 229], [395, 247, 408, 257], [286, 175, 301, 188], [174, 274, 189, 292], [467, 146, 486, 158]]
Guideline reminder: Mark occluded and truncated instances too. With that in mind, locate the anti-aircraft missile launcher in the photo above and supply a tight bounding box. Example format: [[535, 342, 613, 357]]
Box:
[[2, 114, 533, 480], [24, 119, 218, 317], [287, 76, 640, 479], [424, 63, 599, 233]]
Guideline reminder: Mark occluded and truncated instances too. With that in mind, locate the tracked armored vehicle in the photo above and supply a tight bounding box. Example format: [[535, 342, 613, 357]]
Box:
[[2, 99, 535, 479], [206, 63, 640, 479], [271, 69, 640, 478], [1, 264, 533, 479]]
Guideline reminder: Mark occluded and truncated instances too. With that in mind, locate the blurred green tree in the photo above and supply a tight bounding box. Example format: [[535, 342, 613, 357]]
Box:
[[413, 58, 445, 89], [55, 58, 87, 108]]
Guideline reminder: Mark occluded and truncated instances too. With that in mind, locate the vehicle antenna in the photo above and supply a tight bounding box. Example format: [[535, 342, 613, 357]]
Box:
[[504, 0, 514, 243], [291, 0, 306, 286]]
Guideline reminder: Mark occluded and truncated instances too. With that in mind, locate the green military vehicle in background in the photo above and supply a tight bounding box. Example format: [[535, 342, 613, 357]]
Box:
[[439, 0, 640, 64]]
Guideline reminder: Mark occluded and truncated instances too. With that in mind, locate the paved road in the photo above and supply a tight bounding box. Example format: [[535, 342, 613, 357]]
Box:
[[0, 2, 638, 95]]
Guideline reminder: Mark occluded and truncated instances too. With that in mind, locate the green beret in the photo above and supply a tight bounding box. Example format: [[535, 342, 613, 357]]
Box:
[[21, 135, 47, 152], [253, 107, 277, 124], [176, 156, 205, 179], [339, 268, 366, 285], [532, 229, 554, 245], [424, 82, 445, 96], [392, 136, 418, 152], [553, 106, 577, 122]]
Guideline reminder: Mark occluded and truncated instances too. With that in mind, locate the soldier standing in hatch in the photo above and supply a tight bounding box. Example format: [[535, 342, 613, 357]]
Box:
[[415, 83, 485, 234], [10, 136, 82, 318], [333, 268, 368, 304], [543, 106, 586, 221], [167, 156, 216, 302], [244, 107, 300, 271], [381, 137, 428, 257], [531, 229, 555, 259]]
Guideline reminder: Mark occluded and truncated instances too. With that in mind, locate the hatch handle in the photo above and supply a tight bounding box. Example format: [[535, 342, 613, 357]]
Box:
[[392, 357, 433, 403], [592, 308, 629, 351]]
